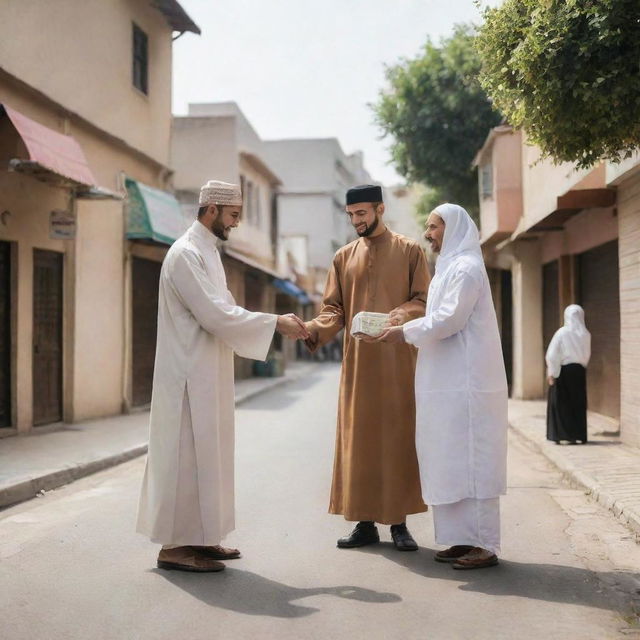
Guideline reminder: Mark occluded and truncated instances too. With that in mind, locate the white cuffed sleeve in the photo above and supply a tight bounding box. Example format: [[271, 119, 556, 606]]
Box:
[[170, 248, 277, 361], [545, 329, 564, 378], [403, 268, 482, 348]]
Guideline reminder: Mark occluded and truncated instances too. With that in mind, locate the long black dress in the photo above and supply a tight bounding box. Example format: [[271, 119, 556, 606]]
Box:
[[547, 363, 587, 443]]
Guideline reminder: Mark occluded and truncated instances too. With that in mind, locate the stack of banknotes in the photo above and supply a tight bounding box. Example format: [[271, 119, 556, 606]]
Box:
[[350, 311, 390, 337]]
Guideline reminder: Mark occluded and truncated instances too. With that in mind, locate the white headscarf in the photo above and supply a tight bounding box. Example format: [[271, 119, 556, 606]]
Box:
[[433, 203, 482, 272], [561, 304, 591, 364]]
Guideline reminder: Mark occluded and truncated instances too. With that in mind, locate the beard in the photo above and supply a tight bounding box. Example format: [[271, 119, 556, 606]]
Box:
[[211, 217, 229, 241], [356, 215, 379, 237]]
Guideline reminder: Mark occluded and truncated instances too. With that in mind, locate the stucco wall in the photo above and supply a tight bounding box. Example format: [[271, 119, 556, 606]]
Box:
[[277, 193, 334, 269], [72, 200, 124, 421], [617, 172, 640, 447], [540, 207, 618, 265], [0, 170, 68, 431], [229, 155, 275, 265], [264, 139, 340, 190], [0, 75, 169, 430], [0, 0, 173, 165], [521, 140, 602, 228], [171, 116, 239, 191]]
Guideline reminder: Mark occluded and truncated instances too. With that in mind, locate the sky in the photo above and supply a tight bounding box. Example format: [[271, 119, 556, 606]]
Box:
[[172, 0, 497, 185]]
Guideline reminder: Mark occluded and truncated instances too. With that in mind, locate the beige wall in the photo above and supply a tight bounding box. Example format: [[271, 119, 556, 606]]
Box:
[[521, 139, 603, 229], [172, 115, 277, 268], [0, 170, 68, 432], [617, 171, 640, 447], [511, 239, 544, 399], [230, 156, 275, 265], [0, 62, 170, 430], [479, 130, 523, 242], [172, 116, 239, 191], [539, 207, 618, 265], [72, 200, 125, 421], [0, 160, 125, 430], [0, 0, 173, 166]]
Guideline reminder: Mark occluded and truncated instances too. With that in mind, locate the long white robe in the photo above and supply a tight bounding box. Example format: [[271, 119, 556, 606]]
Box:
[[136, 220, 277, 545], [402, 206, 508, 507]]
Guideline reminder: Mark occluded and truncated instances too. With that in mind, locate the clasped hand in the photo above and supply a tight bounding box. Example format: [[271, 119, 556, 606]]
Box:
[[276, 313, 310, 340]]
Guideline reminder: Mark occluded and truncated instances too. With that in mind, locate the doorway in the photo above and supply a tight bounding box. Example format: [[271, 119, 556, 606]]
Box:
[[0, 241, 11, 427], [131, 256, 161, 407], [32, 249, 63, 426]]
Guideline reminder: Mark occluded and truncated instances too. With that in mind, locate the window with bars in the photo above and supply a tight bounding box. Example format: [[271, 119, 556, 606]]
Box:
[[132, 23, 148, 95], [480, 162, 493, 199]]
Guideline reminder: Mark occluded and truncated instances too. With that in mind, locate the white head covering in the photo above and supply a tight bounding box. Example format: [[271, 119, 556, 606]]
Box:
[[562, 304, 591, 363], [433, 203, 482, 271], [564, 304, 587, 335], [199, 180, 242, 207]]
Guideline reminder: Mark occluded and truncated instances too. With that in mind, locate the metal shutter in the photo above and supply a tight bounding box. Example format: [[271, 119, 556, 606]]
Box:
[[578, 240, 620, 418]]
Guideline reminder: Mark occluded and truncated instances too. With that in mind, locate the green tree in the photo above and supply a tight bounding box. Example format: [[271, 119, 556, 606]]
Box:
[[476, 0, 640, 169], [374, 24, 501, 217]]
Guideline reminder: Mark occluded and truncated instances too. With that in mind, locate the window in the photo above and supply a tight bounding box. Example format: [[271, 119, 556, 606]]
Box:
[[132, 24, 148, 95], [246, 180, 254, 223], [255, 185, 261, 228], [480, 162, 493, 199]]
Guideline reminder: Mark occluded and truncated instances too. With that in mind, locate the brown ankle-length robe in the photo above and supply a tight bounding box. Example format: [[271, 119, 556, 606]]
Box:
[[305, 228, 430, 524]]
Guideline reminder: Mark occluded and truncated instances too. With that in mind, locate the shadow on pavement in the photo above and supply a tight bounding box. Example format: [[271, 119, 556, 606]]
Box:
[[358, 542, 638, 616], [153, 567, 401, 618]]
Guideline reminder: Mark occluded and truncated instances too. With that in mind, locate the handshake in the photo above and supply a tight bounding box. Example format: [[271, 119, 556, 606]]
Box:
[[276, 313, 310, 340]]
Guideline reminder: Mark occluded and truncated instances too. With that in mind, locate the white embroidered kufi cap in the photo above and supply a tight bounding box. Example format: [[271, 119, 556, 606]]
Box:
[[199, 180, 243, 206]]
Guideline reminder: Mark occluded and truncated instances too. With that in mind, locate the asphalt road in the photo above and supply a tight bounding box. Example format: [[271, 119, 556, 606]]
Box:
[[2, 363, 639, 640]]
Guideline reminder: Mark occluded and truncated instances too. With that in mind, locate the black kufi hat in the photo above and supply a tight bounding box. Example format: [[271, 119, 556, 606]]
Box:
[[346, 184, 383, 205]]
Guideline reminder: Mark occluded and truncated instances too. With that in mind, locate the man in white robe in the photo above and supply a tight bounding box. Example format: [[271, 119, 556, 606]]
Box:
[[136, 180, 308, 572], [378, 203, 508, 569]]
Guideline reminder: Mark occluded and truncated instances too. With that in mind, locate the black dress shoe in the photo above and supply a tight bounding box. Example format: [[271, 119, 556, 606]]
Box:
[[337, 522, 380, 548], [390, 523, 418, 551]]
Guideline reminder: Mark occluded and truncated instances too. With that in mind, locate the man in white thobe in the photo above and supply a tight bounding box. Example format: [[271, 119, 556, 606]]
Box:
[[136, 180, 308, 572], [378, 203, 508, 569]]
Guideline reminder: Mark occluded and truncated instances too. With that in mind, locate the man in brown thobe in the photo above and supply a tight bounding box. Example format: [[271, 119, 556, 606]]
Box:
[[304, 184, 430, 550]]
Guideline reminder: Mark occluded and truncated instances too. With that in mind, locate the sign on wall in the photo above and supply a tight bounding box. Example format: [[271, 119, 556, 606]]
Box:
[[49, 209, 76, 239]]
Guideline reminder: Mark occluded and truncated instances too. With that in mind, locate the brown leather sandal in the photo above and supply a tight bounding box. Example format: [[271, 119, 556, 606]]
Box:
[[434, 545, 475, 563], [452, 549, 499, 570], [157, 547, 226, 572], [193, 544, 242, 560]]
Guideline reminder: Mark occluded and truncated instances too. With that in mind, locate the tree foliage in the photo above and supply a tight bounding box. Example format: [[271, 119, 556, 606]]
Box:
[[476, 0, 640, 169], [374, 24, 501, 217]]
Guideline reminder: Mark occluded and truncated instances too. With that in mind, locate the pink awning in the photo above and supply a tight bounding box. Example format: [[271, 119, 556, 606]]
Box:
[[2, 104, 96, 187]]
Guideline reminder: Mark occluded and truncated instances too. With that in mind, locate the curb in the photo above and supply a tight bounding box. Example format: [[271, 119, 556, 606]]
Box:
[[509, 421, 640, 538], [0, 444, 148, 510], [0, 365, 313, 510]]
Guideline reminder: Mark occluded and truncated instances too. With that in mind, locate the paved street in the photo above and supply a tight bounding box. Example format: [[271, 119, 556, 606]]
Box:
[[2, 364, 639, 640]]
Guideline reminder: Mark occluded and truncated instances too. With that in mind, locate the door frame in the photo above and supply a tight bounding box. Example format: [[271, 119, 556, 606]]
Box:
[[0, 241, 16, 434]]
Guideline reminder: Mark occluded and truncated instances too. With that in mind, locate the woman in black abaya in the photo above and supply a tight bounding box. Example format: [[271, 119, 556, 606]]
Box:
[[546, 305, 591, 444]]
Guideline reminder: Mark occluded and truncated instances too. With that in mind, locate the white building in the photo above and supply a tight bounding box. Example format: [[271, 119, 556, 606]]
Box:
[[263, 138, 373, 297], [383, 184, 428, 246], [171, 102, 297, 377]]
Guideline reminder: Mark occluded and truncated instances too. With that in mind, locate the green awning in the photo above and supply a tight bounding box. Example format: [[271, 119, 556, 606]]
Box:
[[125, 177, 189, 245]]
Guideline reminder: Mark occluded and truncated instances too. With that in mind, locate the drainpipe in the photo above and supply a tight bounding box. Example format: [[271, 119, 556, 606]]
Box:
[[119, 171, 132, 414]]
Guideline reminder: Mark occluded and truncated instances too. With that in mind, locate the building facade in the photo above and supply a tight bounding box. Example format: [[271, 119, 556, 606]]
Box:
[[263, 138, 372, 300], [475, 125, 638, 444], [0, 0, 199, 433], [171, 102, 304, 378]]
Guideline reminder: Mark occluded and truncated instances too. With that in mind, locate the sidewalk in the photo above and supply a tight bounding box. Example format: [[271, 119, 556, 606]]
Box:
[[0, 361, 319, 510], [509, 399, 640, 537]]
